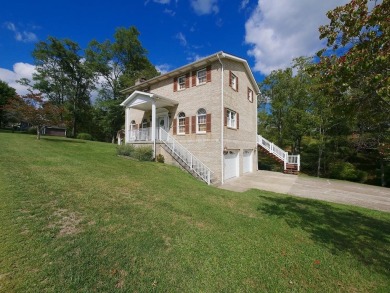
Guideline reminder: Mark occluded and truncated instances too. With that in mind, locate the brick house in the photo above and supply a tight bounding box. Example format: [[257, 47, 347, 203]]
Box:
[[120, 51, 260, 185]]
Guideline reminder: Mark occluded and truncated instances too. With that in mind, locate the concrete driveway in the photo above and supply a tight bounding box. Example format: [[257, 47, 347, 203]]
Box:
[[219, 170, 390, 212]]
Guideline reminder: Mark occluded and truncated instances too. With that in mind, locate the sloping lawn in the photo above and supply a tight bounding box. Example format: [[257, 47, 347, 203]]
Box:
[[1, 132, 389, 292]]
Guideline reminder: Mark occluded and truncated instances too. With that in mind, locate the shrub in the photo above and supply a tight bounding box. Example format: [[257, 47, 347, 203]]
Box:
[[133, 146, 153, 161], [156, 154, 165, 163], [27, 127, 37, 135], [76, 133, 93, 140], [329, 161, 367, 183], [117, 144, 135, 157]]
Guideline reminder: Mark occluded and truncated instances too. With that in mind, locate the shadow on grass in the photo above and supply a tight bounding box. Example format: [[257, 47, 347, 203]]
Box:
[[257, 195, 390, 275]]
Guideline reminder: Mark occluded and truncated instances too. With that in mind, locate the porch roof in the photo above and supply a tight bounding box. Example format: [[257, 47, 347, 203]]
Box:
[[120, 90, 178, 111]]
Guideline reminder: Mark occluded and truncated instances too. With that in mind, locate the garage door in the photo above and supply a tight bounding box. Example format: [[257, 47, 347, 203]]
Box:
[[243, 150, 252, 173], [224, 151, 239, 181]]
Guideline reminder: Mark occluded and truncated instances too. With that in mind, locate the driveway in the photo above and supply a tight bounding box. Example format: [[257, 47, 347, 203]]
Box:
[[219, 170, 390, 212]]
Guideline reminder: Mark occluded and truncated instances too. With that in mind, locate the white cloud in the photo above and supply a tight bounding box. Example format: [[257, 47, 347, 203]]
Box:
[[245, 0, 349, 75], [190, 0, 219, 15], [163, 8, 176, 16], [240, 0, 249, 10], [175, 32, 187, 46], [4, 21, 38, 43], [155, 64, 172, 74], [0, 63, 36, 95], [154, 0, 170, 3]]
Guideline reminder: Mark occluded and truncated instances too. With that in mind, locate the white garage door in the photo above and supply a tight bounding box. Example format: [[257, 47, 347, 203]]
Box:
[[243, 150, 252, 173], [224, 151, 239, 181]]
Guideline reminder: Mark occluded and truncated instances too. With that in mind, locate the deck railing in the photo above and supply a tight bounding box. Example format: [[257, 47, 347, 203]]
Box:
[[257, 134, 300, 171], [159, 128, 212, 185]]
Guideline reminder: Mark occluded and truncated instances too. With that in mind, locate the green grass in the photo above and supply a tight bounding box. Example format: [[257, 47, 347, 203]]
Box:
[[1, 132, 390, 292]]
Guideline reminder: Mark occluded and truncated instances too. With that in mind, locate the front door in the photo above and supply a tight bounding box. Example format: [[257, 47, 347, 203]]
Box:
[[158, 116, 168, 131], [156, 115, 169, 139]]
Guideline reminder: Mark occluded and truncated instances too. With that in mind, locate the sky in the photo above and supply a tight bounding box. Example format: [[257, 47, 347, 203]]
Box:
[[0, 0, 350, 95]]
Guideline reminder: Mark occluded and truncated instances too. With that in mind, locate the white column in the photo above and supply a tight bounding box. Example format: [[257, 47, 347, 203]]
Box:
[[125, 107, 130, 143], [151, 101, 156, 157]]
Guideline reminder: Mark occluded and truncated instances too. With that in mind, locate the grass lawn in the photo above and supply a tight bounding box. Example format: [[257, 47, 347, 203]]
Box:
[[1, 132, 389, 292]]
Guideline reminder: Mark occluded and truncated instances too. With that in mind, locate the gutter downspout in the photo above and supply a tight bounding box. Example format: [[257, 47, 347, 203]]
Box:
[[217, 52, 225, 184]]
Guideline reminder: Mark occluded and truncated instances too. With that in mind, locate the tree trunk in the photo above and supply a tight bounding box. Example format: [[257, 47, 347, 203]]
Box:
[[36, 127, 41, 140], [381, 157, 386, 187]]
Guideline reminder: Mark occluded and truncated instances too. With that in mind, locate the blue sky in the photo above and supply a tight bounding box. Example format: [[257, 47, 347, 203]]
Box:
[[1, 0, 349, 94]]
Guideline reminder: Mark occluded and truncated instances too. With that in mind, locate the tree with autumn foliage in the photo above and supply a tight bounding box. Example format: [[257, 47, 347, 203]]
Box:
[[5, 94, 64, 140], [316, 0, 389, 186]]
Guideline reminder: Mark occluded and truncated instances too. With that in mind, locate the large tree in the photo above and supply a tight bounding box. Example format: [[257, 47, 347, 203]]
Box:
[[0, 80, 17, 128], [32, 37, 95, 137], [86, 26, 159, 142], [259, 59, 313, 154], [316, 0, 389, 186]]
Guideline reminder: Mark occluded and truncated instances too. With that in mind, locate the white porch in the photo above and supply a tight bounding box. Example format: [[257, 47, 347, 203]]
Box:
[[120, 90, 178, 144]]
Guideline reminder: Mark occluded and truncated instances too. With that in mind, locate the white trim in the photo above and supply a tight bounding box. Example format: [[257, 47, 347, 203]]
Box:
[[217, 53, 225, 184]]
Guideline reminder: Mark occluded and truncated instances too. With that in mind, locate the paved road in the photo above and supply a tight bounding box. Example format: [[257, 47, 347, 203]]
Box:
[[219, 170, 390, 212]]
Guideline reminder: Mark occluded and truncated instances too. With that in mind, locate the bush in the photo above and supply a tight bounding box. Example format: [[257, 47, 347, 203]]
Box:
[[156, 154, 165, 163], [76, 133, 93, 140], [117, 144, 135, 157], [27, 127, 37, 135], [133, 146, 154, 161], [329, 161, 367, 183]]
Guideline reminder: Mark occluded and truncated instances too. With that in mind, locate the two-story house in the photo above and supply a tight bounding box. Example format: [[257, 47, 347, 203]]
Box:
[[120, 51, 260, 185]]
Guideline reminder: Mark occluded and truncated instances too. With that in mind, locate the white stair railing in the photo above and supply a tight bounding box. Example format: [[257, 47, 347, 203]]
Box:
[[257, 134, 300, 171], [159, 128, 212, 185]]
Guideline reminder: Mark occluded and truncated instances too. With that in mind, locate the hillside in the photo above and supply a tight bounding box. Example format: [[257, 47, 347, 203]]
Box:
[[1, 132, 389, 292]]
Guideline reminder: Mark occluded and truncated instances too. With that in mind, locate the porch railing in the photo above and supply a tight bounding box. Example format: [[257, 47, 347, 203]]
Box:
[[159, 128, 212, 185], [128, 127, 153, 141]]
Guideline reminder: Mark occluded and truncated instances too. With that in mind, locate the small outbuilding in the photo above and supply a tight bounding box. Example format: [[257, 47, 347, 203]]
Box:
[[42, 126, 67, 137]]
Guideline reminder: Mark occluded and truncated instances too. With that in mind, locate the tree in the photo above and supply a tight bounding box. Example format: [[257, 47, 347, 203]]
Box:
[[86, 26, 159, 142], [5, 94, 63, 139], [0, 80, 17, 128], [32, 37, 95, 137], [317, 0, 389, 186], [259, 60, 313, 154]]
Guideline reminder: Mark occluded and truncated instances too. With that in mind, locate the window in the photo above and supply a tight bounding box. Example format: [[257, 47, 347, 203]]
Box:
[[230, 71, 238, 91], [227, 109, 237, 129], [197, 68, 207, 85], [248, 88, 253, 103], [178, 112, 186, 134], [178, 75, 186, 90], [141, 119, 148, 128], [197, 108, 207, 133]]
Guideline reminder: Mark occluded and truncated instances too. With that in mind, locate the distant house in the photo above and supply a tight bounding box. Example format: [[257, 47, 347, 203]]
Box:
[[42, 126, 67, 137], [120, 51, 299, 185]]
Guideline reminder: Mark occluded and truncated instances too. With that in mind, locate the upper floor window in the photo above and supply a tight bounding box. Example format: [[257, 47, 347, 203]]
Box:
[[197, 69, 207, 85], [197, 108, 207, 133], [248, 88, 253, 103], [178, 75, 186, 90], [229, 71, 238, 91], [141, 119, 148, 128], [178, 112, 186, 134], [224, 108, 239, 129]]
